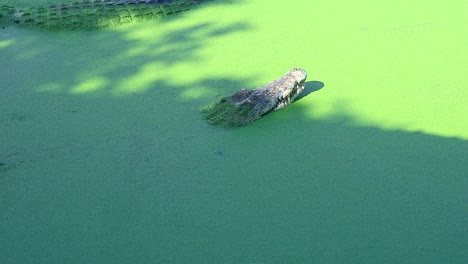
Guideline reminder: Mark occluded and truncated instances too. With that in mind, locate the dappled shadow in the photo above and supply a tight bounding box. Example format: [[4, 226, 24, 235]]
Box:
[[0, 7, 252, 97]]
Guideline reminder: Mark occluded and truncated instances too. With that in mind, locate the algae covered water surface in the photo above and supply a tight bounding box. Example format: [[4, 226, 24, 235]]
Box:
[[1, 0, 467, 263]]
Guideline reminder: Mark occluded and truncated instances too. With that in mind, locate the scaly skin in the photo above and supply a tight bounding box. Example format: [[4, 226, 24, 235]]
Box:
[[0, 0, 211, 30], [202, 68, 308, 127]]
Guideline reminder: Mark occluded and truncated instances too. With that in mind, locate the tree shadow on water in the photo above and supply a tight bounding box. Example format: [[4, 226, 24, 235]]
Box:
[[1, 68, 467, 263], [222, 102, 468, 263], [0, 17, 252, 97]]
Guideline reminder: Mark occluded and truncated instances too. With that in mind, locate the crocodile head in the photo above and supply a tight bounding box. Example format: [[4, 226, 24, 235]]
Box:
[[202, 68, 308, 127], [267, 67, 307, 111]]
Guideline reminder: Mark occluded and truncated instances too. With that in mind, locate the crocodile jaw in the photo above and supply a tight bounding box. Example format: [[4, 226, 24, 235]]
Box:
[[272, 68, 307, 111], [272, 82, 304, 110]]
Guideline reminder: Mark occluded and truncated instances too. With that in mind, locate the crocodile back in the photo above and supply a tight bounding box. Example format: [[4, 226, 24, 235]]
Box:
[[0, 0, 211, 30]]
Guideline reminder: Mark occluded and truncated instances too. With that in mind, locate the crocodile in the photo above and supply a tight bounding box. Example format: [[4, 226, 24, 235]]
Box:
[[0, 0, 212, 31], [202, 68, 307, 127]]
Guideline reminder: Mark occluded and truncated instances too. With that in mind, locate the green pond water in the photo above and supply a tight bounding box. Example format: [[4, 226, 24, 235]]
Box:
[[1, 0, 467, 263]]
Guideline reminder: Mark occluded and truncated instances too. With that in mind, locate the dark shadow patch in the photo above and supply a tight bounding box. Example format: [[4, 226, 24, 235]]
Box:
[[295, 80, 325, 102], [9, 112, 31, 121]]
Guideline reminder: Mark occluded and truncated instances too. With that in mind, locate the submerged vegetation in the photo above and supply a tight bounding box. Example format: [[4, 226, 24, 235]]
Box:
[[0, 0, 212, 30]]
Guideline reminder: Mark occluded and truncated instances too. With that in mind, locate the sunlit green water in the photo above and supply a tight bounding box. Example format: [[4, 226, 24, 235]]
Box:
[[1, 0, 467, 263]]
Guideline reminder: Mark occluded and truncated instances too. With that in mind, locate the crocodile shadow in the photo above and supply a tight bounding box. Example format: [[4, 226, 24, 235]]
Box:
[[295, 80, 325, 102]]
